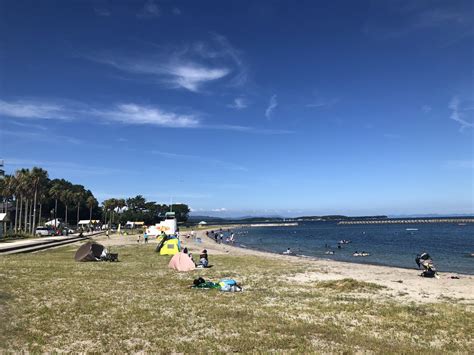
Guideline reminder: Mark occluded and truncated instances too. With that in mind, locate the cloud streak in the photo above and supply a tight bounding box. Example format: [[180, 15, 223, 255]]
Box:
[[228, 97, 248, 110], [93, 103, 199, 128], [449, 97, 473, 131], [265, 95, 277, 119], [0, 99, 70, 120], [0, 98, 292, 134], [86, 34, 246, 93]]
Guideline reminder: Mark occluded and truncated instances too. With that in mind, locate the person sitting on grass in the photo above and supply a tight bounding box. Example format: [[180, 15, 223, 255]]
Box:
[[199, 249, 209, 268]]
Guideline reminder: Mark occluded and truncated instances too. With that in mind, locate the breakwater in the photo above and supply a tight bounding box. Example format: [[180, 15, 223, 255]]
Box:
[[338, 218, 474, 225], [249, 223, 298, 227]]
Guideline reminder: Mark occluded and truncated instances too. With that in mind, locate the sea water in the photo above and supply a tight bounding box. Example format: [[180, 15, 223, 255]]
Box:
[[230, 222, 474, 274]]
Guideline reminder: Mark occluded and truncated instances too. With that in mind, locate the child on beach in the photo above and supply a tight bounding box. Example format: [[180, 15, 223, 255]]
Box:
[[137, 234, 140, 243], [144, 232, 148, 244]]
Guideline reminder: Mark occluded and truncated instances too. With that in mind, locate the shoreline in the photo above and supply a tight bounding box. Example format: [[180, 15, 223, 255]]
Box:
[[95, 228, 474, 305]]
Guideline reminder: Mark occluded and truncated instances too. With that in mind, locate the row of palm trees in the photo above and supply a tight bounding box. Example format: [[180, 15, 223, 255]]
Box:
[[0, 167, 99, 235], [102, 198, 126, 226]]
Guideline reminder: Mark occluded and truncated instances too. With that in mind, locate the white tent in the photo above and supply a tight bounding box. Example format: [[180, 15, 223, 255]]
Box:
[[45, 218, 61, 226], [0, 213, 9, 222], [78, 220, 100, 225], [198, 221, 207, 225]]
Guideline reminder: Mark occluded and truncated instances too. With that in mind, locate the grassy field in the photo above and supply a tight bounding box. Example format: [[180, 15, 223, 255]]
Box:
[[0, 244, 473, 353]]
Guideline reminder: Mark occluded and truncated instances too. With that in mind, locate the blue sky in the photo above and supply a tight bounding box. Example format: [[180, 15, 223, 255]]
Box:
[[0, 0, 473, 217]]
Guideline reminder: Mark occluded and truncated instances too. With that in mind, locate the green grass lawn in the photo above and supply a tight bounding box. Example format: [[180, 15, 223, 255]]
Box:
[[0, 244, 472, 353]]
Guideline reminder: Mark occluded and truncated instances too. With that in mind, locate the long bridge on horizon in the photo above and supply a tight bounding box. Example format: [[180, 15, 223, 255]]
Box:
[[338, 218, 474, 225]]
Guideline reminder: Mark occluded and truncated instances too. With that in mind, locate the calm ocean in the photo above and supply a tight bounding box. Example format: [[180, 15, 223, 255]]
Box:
[[231, 222, 474, 275]]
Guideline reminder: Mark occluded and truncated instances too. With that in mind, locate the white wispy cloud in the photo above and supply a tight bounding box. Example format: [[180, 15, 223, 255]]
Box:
[[0, 99, 199, 128], [0, 99, 70, 120], [449, 97, 473, 131], [137, 0, 160, 18], [228, 97, 248, 110], [86, 34, 246, 92], [265, 95, 277, 119], [168, 64, 230, 92], [0, 98, 292, 134], [93, 103, 200, 128], [91, 57, 230, 92]]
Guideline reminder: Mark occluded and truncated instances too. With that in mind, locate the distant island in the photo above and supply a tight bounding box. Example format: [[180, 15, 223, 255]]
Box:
[[187, 214, 474, 225]]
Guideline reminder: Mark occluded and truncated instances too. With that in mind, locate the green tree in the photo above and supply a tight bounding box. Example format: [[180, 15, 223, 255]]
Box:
[[60, 189, 74, 227], [49, 180, 64, 228], [30, 167, 49, 234], [86, 196, 98, 222]]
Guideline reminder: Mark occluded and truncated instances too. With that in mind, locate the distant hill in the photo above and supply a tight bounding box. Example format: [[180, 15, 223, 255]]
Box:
[[187, 214, 390, 223]]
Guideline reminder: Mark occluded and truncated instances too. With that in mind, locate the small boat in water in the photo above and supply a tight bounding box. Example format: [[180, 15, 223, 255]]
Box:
[[406, 228, 418, 231], [338, 239, 351, 244], [325, 251, 335, 255]]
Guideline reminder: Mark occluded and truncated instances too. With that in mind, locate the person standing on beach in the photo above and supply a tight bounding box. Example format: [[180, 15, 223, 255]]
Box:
[[144, 232, 148, 244], [137, 234, 140, 243]]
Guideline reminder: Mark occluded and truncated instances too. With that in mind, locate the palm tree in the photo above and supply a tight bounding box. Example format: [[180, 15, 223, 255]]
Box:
[[60, 189, 74, 227], [49, 181, 63, 229], [15, 169, 31, 233], [30, 167, 48, 234], [86, 196, 98, 222], [73, 189, 85, 226], [12, 173, 21, 232]]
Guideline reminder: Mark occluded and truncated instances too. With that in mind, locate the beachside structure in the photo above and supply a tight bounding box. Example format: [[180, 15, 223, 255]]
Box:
[[146, 212, 177, 237], [77, 220, 101, 229], [0, 213, 9, 238], [198, 221, 207, 227], [125, 221, 145, 229]]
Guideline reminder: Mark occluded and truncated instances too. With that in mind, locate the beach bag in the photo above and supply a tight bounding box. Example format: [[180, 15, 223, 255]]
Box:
[[219, 279, 242, 292]]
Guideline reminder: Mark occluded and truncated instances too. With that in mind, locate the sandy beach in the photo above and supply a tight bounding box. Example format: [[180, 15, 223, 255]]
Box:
[[97, 228, 474, 305]]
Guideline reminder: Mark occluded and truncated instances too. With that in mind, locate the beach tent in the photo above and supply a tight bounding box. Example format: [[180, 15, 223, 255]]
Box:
[[74, 241, 104, 262], [155, 234, 181, 255], [159, 238, 180, 255], [168, 252, 196, 271]]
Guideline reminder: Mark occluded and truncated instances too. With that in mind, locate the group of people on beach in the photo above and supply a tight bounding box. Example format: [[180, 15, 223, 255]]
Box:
[[206, 229, 235, 244]]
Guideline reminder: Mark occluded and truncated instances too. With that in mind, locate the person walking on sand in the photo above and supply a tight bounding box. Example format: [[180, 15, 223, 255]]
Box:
[[137, 234, 140, 243], [144, 232, 148, 244]]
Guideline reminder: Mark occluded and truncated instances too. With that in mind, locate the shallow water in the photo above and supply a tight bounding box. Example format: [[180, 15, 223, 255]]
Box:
[[230, 222, 474, 274]]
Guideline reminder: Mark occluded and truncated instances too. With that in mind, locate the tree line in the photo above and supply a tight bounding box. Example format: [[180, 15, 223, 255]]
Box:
[[0, 167, 99, 235], [102, 195, 190, 226], [0, 166, 190, 236]]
